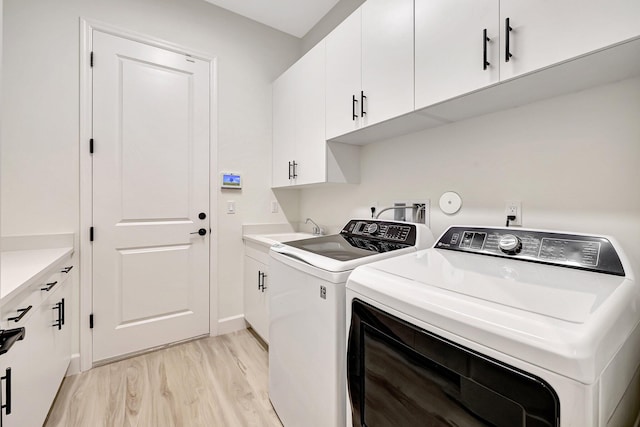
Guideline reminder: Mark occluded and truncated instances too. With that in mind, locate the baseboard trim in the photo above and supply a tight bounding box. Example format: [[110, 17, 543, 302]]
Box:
[[217, 314, 247, 336], [66, 353, 81, 377]]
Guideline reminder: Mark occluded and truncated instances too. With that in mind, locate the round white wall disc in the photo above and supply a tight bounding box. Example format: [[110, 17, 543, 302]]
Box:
[[439, 191, 462, 215]]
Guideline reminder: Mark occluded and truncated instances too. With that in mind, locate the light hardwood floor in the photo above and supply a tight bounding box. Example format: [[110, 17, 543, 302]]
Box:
[[45, 330, 283, 427]]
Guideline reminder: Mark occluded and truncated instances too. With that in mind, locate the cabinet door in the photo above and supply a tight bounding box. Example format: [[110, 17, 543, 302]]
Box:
[[500, 0, 640, 80], [293, 41, 327, 186], [29, 294, 62, 426], [415, 0, 499, 109], [326, 8, 362, 140], [361, 0, 414, 126], [243, 256, 269, 342], [51, 280, 72, 386], [0, 334, 32, 427], [0, 291, 64, 427], [272, 67, 297, 188]]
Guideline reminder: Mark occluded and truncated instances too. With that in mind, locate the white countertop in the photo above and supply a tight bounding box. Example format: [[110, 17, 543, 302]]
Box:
[[243, 232, 317, 249], [1, 247, 74, 302]]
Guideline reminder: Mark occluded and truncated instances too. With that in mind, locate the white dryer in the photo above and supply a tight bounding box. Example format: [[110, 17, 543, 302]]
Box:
[[346, 226, 640, 427], [269, 219, 434, 427]]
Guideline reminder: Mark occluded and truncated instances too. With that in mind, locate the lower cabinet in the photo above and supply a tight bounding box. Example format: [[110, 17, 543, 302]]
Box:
[[0, 263, 73, 427], [243, 242, 270, 343]]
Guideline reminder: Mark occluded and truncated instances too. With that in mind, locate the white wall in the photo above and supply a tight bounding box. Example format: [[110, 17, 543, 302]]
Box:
[[0, 0, 3, 243], [301, 0, 364, 54], [1, 0, 302, 347], [298, 77, 640, 271]]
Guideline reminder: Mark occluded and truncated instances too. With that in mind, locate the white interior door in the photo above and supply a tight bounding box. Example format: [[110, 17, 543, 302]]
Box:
[[91, 31, 210, 362]]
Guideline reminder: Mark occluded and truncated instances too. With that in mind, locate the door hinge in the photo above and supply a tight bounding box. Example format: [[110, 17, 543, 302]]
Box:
[[89, 314, 94, 329], [90, 51, 94, 67], [89, 138, 94, 154], [90, 226, 94, 242]]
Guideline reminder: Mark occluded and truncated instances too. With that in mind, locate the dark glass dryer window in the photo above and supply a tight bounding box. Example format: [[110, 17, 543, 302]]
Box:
[[347, 300, 560, 427]]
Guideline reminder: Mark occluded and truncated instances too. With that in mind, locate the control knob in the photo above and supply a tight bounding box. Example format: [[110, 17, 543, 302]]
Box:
[[498, 234, 522, 255], [366, 223, 378, 234]]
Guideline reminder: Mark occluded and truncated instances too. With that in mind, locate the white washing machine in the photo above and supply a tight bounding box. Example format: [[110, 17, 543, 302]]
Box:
[[269, 219, 434, 427], [346, 226, 640, 427]]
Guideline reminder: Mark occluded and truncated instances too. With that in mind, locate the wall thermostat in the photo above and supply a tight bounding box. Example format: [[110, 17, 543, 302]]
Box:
[[221, 172, 242, 189]]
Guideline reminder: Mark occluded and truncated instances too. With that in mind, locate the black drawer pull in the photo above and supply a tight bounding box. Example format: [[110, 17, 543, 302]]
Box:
[[1, 367, 12, 415], [352, 95, 358, 120], [505, 18, 513, 62], [61, 266, 73, 273], [8, 305, 32, 323], [52, 300, 64, 330], [41, 281, 58, 292], [483, 29, 491, 70], [258, 271, 268, 292]]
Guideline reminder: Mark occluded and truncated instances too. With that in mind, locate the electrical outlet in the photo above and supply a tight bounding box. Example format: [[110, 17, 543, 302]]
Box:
[[271, 200, 279, 213], [505, 200, 522, 226]]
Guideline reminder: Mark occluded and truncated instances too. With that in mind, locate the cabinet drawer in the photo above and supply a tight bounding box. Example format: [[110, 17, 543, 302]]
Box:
[[1, 262, 73, 329], [1, 289, 40, 329]]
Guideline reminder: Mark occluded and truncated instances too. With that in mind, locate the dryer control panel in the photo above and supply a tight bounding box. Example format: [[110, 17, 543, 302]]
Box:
[[435, 226, 625, 276]]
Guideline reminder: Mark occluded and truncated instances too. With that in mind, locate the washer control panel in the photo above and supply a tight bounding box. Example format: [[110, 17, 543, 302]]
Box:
[[436, 226, 625, 276], [341, 220, 416, 245]]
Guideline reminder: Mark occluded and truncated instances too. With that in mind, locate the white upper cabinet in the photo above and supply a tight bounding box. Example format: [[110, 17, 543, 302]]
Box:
[[499, 0, 640, 80], [326, 0, 414, 140], [272, 42, 325, 187], [272, 41, 360, 188], [415, 0, 499, 109], [272, 66, 297, 188], [361, 0, 414, 128], [325, 10, 362, 139], [275, 0, 640, 150], [416, 0, 640, 110], [293, 43, 328, 186]]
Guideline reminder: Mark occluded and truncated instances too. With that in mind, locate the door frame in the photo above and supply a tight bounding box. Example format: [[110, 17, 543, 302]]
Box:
[[79, 18, 219, 372]]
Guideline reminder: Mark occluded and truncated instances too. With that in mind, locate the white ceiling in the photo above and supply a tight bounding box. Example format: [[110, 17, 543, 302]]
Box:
[[203, 0, 341, 38]]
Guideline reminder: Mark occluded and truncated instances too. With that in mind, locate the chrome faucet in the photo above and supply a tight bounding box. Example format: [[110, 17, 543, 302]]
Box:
[[305, 218, 324, 236]]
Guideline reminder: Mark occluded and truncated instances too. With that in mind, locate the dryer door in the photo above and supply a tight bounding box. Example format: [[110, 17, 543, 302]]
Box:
[[347, 299, 560, 427]]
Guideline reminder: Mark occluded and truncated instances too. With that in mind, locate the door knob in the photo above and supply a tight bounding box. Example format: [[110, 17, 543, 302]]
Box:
[[190, 228, 207, 236]]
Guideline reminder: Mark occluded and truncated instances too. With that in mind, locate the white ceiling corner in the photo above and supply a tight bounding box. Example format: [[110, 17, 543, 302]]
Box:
[[203, 0, 341, 38]]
